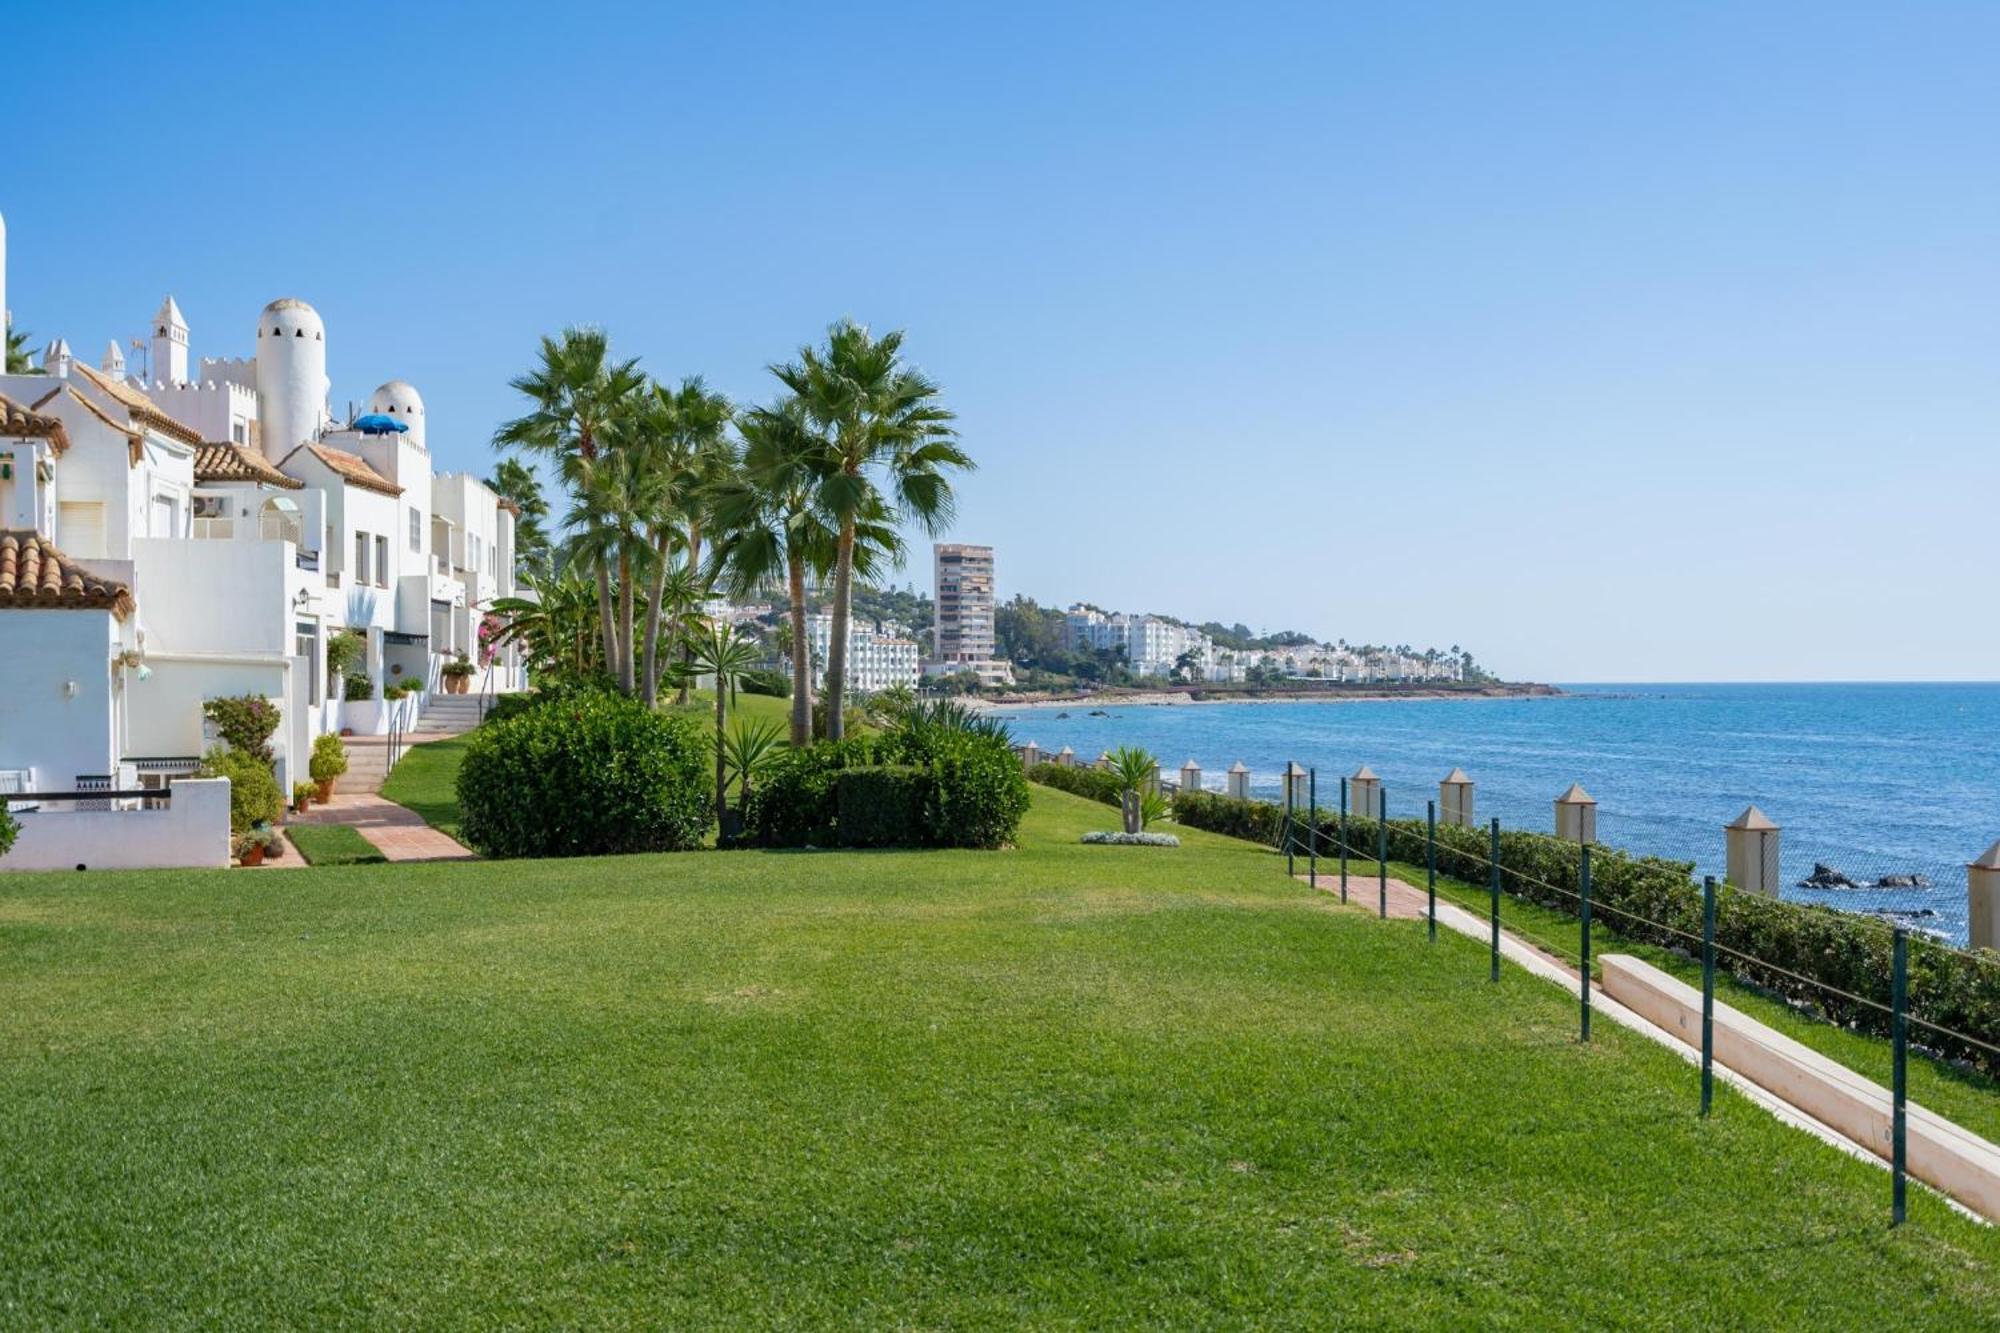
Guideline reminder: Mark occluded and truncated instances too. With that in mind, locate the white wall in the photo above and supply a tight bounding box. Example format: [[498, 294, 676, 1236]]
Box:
[[1, 777, 231, 872], [133, 537, 289, 656], [126, 658, 292, 781], [0, 610, 119, 787]]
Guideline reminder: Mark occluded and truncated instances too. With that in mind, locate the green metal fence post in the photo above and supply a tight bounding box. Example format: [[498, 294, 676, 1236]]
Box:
[[1701, 875, 1716, 1117], [1308, 768, 1318, 888], [1893, 926, 1908, 1226], [1377, 784, 1389, 919], [1488, 817, 1501, 983], [1284, 764, 1295, 878], [1426, 799, 1437, 943], [1339, 776, 1349, 904], [1579, 844, 1592, 1042]]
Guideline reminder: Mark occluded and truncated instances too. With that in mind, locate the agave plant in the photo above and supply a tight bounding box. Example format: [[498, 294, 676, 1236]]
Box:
[[886, 698, 1011, 744]]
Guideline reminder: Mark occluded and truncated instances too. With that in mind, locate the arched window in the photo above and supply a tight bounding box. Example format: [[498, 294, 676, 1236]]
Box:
[[295, 329, 304, 337], [258, 496, 303, 546]]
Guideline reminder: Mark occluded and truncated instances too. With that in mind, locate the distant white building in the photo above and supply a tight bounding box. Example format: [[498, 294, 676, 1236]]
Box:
[[1063, 605, 1219, 680], [807, 613, 919, 695]]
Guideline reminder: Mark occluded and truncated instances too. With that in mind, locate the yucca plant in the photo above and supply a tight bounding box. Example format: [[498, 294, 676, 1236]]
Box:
[[1109, 746, 1160, 834], [720, 716, 786, 812]]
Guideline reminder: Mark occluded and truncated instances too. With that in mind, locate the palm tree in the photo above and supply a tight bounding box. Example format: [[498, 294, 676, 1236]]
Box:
[[625, 377, 735, 707], [564, 449, 658, 693], [720, 716, 786, 816], [770, 321, 971, 740], [680, 620, 764, 827], [493, 328, 646, 680], [485, 458, 552, 571], [488, 559, 599, 680], [5, 321, 38, 374]]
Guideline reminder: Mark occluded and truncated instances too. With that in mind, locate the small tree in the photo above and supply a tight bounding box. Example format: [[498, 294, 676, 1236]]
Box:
[[203, 695, 281, 765], [678, 621, 764, 827], [1109, 746, 1163, 834]]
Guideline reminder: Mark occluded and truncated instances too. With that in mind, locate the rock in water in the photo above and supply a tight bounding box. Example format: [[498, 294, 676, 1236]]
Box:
[[1799, 863, 1861, 889], [1873, 873, 1931, 889]]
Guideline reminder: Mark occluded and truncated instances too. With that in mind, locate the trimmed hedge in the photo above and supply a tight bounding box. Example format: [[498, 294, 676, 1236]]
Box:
[[836, 766, 926, 848], [1173, 789, 2000, 1075], [456, 690, 711, 858], [1027, 762, 1125, 808], [740, 668, 791, 698], [745, 730, 1029, 850]]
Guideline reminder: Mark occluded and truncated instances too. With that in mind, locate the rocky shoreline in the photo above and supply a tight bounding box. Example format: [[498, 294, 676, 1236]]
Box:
[[975, 682, 1561, 710]]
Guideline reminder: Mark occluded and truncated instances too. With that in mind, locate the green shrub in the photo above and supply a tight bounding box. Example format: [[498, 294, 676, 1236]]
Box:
[[739, 668, 791, 698], [455, 690, 711, 858], [200, 745, 282, 834], [326, 630, 366, 679], [745, 738, 878, 848], [343, 673, 374, 702], [1028, 761, 1125, 808], [309, 733, 348, 783], [908, 730, 1030, 850], [0, 806, 17, 859], [1172, 789, 2000, 1076], [835, 766, 926, 848], [203, 694, 281, 764], [748, 729, 1030, 851]]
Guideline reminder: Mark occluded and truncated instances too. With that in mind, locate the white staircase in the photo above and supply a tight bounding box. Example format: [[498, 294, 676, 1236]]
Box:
[[414, 692, 491, 735], [340, 738, 395, 795]]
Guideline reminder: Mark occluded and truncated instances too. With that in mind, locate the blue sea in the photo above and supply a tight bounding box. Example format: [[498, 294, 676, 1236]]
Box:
[[990, 683, 2000, 945]]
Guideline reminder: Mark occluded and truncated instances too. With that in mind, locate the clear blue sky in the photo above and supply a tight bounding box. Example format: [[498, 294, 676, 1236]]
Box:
[[10, 2, 1998, 681]]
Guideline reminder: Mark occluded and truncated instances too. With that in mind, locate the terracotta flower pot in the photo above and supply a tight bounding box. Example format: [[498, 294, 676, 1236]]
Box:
[[240, 843, 266, 868], [316, 778, 336, 803]]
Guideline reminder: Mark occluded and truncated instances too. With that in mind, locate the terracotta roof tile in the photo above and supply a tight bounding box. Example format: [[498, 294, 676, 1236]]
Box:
[[0, 393, 70, 456], [69, 362, 204, 446], [286, 443, 403, 496], [0, 530, 134, 618], [193, 442, 304, 489]]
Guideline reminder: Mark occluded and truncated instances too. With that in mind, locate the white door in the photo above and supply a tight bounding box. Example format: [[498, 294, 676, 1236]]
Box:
[[57, 501, 106, 557], [150, 494, 177, 538]]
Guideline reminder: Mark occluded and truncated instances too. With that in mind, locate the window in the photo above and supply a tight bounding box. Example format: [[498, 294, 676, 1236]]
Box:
[[149, 494, 179, 538], [467, 533, 480, 573], [354, 531, 369, 586], [408, 505, 421, 552], [375, 534, 389, 588], [231, 420, 247, 446], [57, 501, 106, 558], [487, 541, 496, 577], [296, 622, 319, 706]]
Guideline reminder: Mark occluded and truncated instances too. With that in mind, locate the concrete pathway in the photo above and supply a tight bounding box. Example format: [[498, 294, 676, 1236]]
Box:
[[293, 792, 473, 862]]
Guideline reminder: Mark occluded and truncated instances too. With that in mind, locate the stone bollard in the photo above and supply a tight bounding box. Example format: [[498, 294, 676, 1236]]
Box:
[[1554, 783, 1597, 844], [1226, 761, 1251, 800], [1350, 765, 1382, 819], [1969, 842, 2000, 951], [1284, 761, 1310, 810], [1056, 745, 1076, 767], [1095, 751, 1112, 771], [1179, 759, 1202, 795], [1021, 741, 1040, 769], [1724, 805, 1781, 897], [1439, 768, 1475, 828]]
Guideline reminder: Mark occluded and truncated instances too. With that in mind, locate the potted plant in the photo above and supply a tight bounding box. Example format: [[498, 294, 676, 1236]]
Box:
[[262, 827, 286, 861], [310, 732, 349, 802], [442, 654, 476, 694], [292, 781, 314, 815], [236, 832, 267, 867]]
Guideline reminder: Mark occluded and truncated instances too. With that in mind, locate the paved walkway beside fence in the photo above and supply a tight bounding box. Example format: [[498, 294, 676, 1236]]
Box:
[[293, 793, 473, 862]]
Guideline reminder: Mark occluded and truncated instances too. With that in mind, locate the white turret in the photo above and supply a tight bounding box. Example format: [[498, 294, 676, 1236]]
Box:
[[102, 340, 126, 381], [42, 337, 71, 377], [151, 295, 188, 386], [367, 378, 426, 452], [254, 297, 329, 460]]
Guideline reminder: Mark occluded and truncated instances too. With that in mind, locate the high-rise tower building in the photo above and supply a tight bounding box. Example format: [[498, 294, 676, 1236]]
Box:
[[933, 542, 997, 664]]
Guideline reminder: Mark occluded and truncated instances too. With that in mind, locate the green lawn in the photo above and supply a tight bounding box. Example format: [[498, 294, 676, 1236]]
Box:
[[284, 824, 387, 867], [4, 791, 1996, 1327], [1316, 851, 2000, 1147], [378, 736, 470, 841]]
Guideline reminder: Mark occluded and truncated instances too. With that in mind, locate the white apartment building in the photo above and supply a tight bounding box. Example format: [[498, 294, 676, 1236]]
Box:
[[0, 209, 521, 866], [806, 613, 920, 695], [1063, 605, 1222, 680]]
